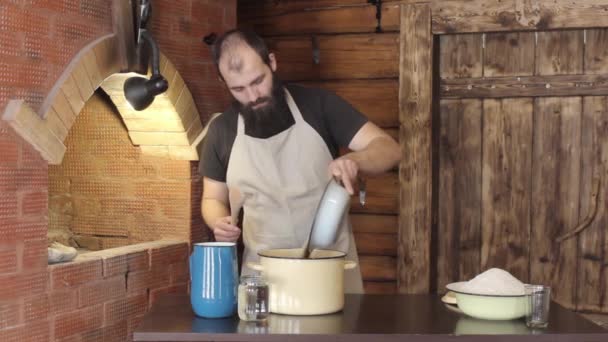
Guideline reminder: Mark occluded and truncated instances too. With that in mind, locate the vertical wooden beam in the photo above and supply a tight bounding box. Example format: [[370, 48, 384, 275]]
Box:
[[530, 97, 582, 309], [437, 99, 482, 291], [577, 96, 608, 313], [481, 98, 533, 282], [112, 0, 136, 72], [398, 3, 433, 294]]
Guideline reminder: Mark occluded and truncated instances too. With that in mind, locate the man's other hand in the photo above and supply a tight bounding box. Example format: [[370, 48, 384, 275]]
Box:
[[211, 216, 241, 242]]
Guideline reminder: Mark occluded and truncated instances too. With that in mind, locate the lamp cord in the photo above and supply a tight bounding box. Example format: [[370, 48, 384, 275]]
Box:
[[138, 29, 162, 78]]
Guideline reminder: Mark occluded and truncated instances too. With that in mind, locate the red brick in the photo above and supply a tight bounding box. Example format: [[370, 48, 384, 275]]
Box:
[[104, 294, 148, 326], [19, 144, 47, 170], [126, 270, 151, 295], [0, 29, 22, 59], [0, 272, 46, 301], [14, 218, 46, 241], [78, 276, 126, 308], [1, 5, 50, 35], [127, 315, 145, 341], [169, 262, 189, 284], [0, 219, 18, 244], [23, 294, 49, 322], [148, 265, 171, 290], [54, 335, 82, 342], [192, 1, 225, 31], [150, 243, 188, 265], [51, 258, 103, 289], [0, 247, 18, 273], [15, 167, 47, 191], [101, 254, 127, 278], [127, 251, 150, 272], [149, 283, 188, 308], [0, 168, 18, 193], [20, 190, 48, 216], [54, 304, 104, 339], [0, 300, 21, 329], [82, 319, 128, 342], [0, 193, 18, 219], [0, 319, 50, 342], [55, 19, 98, 43], [22, 237, 47, 271], [49, 290, 77, 315], [0, 139, 19, 166]]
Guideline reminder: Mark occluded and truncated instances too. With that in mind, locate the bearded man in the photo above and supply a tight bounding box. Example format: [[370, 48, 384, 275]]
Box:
[[198, 29, 400, 293]]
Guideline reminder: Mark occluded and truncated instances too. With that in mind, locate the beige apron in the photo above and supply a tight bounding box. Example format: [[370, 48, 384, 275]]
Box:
[[225, 89, 364, 293]]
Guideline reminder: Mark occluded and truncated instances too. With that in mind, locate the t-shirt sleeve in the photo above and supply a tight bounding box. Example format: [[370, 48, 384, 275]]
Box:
[[197, 119, 228, 182], [320, 89, 369, 148]]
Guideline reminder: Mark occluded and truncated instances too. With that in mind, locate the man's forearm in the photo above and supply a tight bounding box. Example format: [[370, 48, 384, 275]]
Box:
[[201, 198, 230, 227], [345, 136, 401, 174]]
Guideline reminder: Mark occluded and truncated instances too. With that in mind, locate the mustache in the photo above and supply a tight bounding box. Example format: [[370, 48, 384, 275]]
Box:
[[246, 97, 271, 109]]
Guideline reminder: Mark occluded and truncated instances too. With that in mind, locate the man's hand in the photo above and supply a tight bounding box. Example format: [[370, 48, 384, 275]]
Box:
[[328, 157, 358, 195], [210, 216, 241, 242]]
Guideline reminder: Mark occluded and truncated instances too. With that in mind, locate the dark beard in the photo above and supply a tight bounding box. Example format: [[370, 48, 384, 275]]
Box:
[[234, 74, 294, 138]]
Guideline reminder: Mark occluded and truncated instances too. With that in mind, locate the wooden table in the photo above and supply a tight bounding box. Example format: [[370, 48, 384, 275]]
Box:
[[133, 294, 607, 341]]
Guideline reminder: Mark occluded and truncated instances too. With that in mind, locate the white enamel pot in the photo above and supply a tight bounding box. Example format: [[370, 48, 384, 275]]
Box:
[[247, 248, 357, 315]]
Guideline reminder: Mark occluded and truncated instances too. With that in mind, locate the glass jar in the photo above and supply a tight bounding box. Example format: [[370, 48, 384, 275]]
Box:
[[237, 275, 269, 322]]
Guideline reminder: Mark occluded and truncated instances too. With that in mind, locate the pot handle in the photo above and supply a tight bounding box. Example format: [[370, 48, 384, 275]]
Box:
[[344, 260, 357, 270], [246, 262, 264, 271]]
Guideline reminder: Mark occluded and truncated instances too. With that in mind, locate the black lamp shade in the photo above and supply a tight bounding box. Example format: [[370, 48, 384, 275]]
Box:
[[124, 75, 168, 111]]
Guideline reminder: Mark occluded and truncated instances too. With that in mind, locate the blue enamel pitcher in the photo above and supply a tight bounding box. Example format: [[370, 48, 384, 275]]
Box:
[[190, 242, 238, 318]]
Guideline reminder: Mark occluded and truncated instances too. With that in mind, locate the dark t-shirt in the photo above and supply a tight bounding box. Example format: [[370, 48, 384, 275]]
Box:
[[198, 84, 368, 182]]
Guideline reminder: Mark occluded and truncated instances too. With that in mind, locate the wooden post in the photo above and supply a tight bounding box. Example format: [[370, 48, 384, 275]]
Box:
[[398, 3, 433, 294], [112, 0, 137, 72]]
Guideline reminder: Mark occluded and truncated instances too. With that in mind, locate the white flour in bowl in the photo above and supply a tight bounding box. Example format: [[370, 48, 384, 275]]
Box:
[[461, 268, 525, 296]]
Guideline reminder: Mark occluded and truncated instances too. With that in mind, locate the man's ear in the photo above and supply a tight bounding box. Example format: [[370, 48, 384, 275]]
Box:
[[269, 53, 277, 72]]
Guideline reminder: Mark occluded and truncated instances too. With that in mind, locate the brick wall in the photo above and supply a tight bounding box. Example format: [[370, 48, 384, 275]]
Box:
[[0, 1, 236, 341]]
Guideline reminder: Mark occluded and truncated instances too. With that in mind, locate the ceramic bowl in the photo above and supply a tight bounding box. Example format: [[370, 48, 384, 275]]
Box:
[[446, 282, 527, 320], [309, 179, 350, 249]]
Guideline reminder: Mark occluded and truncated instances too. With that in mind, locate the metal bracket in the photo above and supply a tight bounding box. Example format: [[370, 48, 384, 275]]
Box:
[[203, 33, 217, 46], [367, 0, 383, 33], [312, 35, 320, 65]]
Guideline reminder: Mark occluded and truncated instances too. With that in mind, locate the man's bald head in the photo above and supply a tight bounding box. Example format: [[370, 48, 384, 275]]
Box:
[[212, 29, 271, 77]]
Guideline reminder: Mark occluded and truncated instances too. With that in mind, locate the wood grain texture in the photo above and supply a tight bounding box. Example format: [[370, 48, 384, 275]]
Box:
[[398, 3, 432, 294], [240, 3, 400, 36], [268, 34, 399, 81], [585, 29, 608, 75], [238, 0, 369, 19], [437, 99, 482, 291], [536, 31, 584, 76], [363, 281, 397, 294], [431, 0, 608, 34], [298, 79, 399, 128], [439, 34, 483, 79], [530, 97, 582, 310], [350, 214, 398, 234], [484, 32, 535, 77], [354, 232, 398, 256], [360, 256, 397, 281], [240, 0, 608, 35], [441, 74, 608, 99], [577, 96, 608, 313], [350, 173, 399, 215], [481, 98, 532, 282]]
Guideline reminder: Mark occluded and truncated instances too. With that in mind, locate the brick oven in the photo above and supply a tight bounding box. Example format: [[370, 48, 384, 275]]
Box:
[[0, 1, 236, 341]]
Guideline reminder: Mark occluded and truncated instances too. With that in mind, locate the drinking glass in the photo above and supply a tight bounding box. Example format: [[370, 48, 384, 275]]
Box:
[[525, 285, 551, 328], [238, 275, 270, 322]]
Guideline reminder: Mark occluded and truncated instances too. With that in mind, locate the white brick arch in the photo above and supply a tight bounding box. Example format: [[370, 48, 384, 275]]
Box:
[[2, 33, 204, 164]]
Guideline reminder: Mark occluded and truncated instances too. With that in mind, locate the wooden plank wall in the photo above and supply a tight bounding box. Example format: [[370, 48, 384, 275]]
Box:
[[238, 0, 401, 293], [439, 28, 608, 313]]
